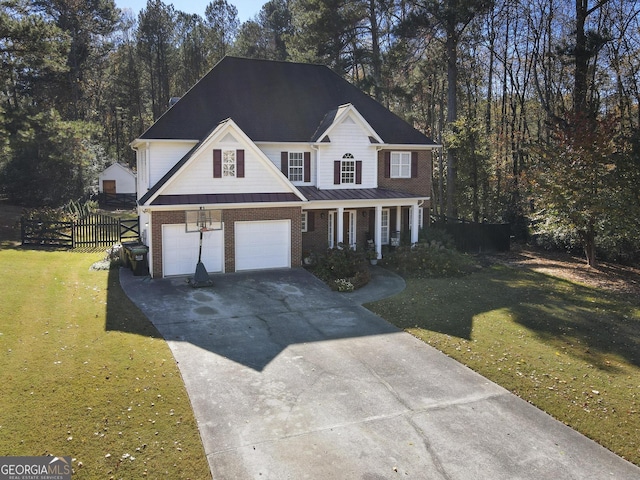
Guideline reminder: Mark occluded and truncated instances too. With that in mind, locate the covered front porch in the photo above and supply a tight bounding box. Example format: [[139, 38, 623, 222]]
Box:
[[301, 203, 426, 260]]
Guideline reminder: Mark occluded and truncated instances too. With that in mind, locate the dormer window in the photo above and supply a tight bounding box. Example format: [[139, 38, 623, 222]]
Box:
[[341, 153, 355, 184], [333, 153, 362, 185]]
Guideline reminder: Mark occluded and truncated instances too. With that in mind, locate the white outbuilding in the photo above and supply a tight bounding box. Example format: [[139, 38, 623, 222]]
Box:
[[98, 163, 136, 194]]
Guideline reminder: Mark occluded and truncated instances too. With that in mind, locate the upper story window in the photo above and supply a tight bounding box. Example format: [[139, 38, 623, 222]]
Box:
[[391, 152, 411, 178], [223, 150, 236, 177], [341, 153, 355, 184], [281, 151, 310, 183], [333, 153, 362, 185], [289, 152, 304, 182], [384, 151, 417, 179], [213, 149, 244, 178]]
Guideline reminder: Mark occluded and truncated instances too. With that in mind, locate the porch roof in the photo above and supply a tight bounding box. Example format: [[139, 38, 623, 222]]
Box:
[[150, 192, 301, 205], [297, 186, 424, 202]]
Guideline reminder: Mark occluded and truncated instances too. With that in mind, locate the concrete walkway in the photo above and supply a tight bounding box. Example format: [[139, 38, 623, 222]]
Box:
[[120, 267, 640, 480]]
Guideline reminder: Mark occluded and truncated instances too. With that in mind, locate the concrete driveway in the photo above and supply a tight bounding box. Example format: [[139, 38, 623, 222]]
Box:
[[120, 267, 640, 480]]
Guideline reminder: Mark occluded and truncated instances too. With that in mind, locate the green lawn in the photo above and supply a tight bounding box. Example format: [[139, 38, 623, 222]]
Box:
[[0, 247, 211, 479], [366, 264, 640, 466]]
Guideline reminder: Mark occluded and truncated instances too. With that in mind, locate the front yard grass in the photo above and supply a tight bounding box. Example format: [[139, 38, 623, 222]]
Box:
[[0, 247, 211, 479], [366, 264, 640, 466]]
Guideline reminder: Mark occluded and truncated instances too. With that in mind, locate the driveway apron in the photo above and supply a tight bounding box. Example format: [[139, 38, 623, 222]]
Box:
[[120, 267, 640, 480]]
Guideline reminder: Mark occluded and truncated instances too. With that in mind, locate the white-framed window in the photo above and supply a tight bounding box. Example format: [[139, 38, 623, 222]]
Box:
[[391, 152, 411, 178], [289, 152, 304, 182], [381, 208, 390, 245], [346, 210, 356, 248], [328, 211, 335, 248], [223, 150, 236, 177], [341, 153, 355, 184], [409, 206, 424, 230], [301, 211, 308, 232]]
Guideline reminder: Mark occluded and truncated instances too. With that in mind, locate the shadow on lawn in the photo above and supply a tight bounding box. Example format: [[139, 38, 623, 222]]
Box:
[[494, 268, 640, 370], [105, 266, 163, 339], [440, 266, 640, 370]]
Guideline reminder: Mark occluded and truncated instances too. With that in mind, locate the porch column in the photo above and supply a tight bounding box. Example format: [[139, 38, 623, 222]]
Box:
[[395, 206, 402, 237], [411, 202, 420, 244], [374, 205, 382, 259], [337, 206, 344, 247]]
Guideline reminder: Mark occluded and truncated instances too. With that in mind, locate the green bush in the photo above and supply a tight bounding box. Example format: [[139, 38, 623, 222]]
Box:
[[310, 244, 371, 290], [383, 242, 476, 278], [419, 226, 456, 249]]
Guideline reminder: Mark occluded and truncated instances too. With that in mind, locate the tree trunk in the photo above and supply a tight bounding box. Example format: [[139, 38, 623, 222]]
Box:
[[445, 30, 458, 218], [581, 221, 597, 267]]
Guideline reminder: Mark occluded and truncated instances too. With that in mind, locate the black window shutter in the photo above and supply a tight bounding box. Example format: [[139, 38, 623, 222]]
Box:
[[384, 151, 390, 178], [307, 211, 315, 231], [334, 161, 340, 184], [237, 149, 245, 178], [356, 161, 362, 184], [304, 152, 311, 182], [213, 149, 222, 178], [411, 152, 418, 178], [281, 151, 288, 177]]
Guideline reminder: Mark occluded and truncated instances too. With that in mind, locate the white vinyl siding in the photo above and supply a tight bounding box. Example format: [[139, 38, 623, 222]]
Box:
[[148, 142, 197, 186], [162, 145, 292, 195]]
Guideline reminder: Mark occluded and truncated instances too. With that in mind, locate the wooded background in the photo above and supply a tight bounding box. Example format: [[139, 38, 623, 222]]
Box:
[[1, 0, 639, 264]]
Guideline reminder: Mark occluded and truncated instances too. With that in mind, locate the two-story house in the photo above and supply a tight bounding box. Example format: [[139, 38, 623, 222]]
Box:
[[131, 56, 439, 278]]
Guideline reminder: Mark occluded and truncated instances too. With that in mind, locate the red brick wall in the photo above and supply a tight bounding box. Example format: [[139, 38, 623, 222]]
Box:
[[150, 207, 301, 278], [377, 149, 433, 197]]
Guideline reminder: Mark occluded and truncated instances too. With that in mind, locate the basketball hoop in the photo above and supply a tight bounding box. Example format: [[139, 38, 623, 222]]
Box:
[[185, 208, 222, 233], [185, 208, 222, 288]]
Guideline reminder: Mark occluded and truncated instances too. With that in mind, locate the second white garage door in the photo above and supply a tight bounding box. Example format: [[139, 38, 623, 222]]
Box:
[[235, 220, 290, 271]]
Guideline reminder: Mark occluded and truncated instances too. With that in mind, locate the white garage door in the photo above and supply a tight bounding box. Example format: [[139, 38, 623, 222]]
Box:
[[235, 220, 290, 271], [162, 224, 224, 276]]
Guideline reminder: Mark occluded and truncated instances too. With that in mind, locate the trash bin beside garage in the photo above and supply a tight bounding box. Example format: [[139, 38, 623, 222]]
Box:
[[120, 241, 139, 268], [122, 243, 149, 276]]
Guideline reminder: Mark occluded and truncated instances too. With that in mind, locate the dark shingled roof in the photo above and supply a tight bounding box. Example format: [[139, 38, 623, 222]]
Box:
[[139, 57, 435, 145]]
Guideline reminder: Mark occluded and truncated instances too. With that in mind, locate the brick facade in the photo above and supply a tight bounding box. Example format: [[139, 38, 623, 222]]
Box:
[[150, 207, 302, 277], [377, 149, 432, 197]]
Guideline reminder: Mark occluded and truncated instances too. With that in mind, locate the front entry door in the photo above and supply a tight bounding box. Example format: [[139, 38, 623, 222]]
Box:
[[343, 210, 356, 248]]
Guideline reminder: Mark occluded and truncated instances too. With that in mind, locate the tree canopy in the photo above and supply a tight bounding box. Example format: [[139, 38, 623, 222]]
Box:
[[1, 0, 638, 264]]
